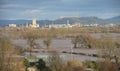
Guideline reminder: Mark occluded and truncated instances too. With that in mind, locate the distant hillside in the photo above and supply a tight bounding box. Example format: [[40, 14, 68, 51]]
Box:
[[0, 16, 120, 27], [54, 17, 105, 24], [105, 16, 120, 25], [0, 20, 31, 27]]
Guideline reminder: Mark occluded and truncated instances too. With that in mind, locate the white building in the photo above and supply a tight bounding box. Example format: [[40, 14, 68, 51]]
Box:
[[48, 20, 73, 28], [48, 24, 63, 28], [71, 23, 83, 27], [104, 23, 116, 27], [89, 24, 99, 27], [9, 24, 16, 27]]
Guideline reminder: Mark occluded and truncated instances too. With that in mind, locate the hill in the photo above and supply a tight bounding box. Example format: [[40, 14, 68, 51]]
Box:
[[0, 16, 120, 27]]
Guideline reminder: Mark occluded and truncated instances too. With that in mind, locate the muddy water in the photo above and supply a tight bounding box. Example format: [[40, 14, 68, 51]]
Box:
[[12, 33, 120, 61]]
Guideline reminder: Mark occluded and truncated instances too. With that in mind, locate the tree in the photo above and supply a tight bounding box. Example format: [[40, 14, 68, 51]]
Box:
[[43, 38, 52, 49], [21, 28, 40, 57], [24, 58, 30, 71], [85, 61, 98, 71], [64, 60, 84, 71], [0, 36, 13, 71], [47, 52, 86, 71], [115, 36, 120, 48], [47, 52, 64, 71], [36, 59, 50, 71], [97, 60, 118, 71], [0, 36, 25, 71], [99, 34, 120, 64], [71, 36, 80, 48], [80, 34, 100, 48], [71, 34, 99, 48]]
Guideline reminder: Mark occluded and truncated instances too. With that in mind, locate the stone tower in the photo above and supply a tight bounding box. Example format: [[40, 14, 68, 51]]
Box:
[[32, 18, 36, 25]]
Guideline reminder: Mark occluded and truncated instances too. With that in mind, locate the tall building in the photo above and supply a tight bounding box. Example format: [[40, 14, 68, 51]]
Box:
[[28, 18, 39, 28], [32, 19, 37, 25]]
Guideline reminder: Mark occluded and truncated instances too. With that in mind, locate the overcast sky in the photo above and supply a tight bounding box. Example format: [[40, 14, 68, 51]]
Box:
[[0, 0, 120, 20]]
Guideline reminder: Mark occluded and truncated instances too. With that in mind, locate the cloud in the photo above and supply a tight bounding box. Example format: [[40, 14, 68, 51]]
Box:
[[60, 16, 79, 18], [1, 4, 20, 7], [0, 0, 120, 20], [22, 9, 43, 14], [1, 4, 23, 8]]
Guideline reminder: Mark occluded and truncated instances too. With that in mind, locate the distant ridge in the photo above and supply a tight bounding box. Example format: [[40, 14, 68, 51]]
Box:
[[0, 16, 120, 27]]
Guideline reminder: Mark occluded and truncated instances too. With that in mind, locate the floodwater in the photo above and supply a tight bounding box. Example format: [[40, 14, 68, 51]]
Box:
[[25, 52, 102, 62], [12, 33, 120, 61], [12, 33, 120, 48]]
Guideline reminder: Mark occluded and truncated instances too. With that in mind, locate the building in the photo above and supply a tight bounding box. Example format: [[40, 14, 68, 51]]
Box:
[[71, 23, 82, 27], [48, 20, 72, 28], [26, 19, 39, 28], [48, 24, 64, 28], [105, 23, 116, 27], [9, 24, 17, 27]]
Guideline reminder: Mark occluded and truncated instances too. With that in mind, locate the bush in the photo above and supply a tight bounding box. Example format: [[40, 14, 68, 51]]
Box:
[[36, 58, 50, 71], [97, 60, 118, 71]]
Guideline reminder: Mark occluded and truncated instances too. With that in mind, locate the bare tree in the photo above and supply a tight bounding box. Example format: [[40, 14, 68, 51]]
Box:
[[21, 28, 40, 57], [47, 52, 64, 71], [71, 34, 99, 48], [47, 52, 85, 71], [43, 38, 52, 49], [71, 36, 80, 48], [0, 36, 25, 71], [99, 34, 120, 64], [97, 60, 118, 71]]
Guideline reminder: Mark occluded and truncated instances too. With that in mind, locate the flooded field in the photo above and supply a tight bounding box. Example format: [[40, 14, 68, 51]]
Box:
[[12, 33, 120, 48], [12, 33, 120, 61]]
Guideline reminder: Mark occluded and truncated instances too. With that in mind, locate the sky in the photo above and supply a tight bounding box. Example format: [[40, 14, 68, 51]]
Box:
[[0, 0, 120, 20]]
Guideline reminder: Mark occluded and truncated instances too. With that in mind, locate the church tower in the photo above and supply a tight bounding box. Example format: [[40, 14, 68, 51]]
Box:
[[32, 18, 36, 25], [28, 18, 39, 28]]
